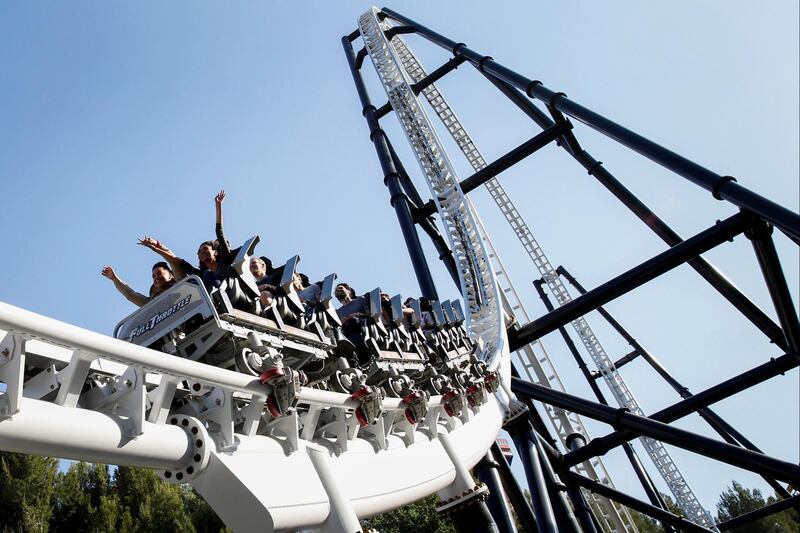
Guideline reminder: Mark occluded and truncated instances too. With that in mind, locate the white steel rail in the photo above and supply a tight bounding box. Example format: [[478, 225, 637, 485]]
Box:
[[386, 32, 635, 532], [378, 22, 716, 530], [358, 8, 504, 368], [0, 11, 517, 533]]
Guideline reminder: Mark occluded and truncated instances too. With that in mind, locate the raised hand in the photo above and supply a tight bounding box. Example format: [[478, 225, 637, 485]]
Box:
[[101, 265, 118, 281], [215, 189, 226, 206], [138, 236, 169, 253]]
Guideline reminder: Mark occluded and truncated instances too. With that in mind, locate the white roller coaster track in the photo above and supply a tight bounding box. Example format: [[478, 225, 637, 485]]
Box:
[[374, 15, 715, 530], [385, 30, 635, 533], [0, 11, 513, 533]]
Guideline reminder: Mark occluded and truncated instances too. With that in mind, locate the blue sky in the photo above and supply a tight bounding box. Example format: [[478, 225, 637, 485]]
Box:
[[1, 1, 797, 515]]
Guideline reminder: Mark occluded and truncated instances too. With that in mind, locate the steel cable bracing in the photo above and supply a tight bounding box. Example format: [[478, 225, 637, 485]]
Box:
[[374, 11, 717, 531], [385, 29, 636, 533]]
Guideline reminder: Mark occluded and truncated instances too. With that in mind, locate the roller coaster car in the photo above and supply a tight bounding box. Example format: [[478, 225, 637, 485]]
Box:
[[114, 236, 337, 375], [422, 299, 496, 409]]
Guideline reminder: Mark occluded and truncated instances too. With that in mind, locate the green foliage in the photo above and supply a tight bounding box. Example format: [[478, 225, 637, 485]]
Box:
[[361, 495, 455, 533], [715, 481, 800, 532], [628, 493, 685, 532], [112, 466, 195, 533], [181, 486, 231, 533], [50, 462, 118, 532], [0, 452, 59, 533]]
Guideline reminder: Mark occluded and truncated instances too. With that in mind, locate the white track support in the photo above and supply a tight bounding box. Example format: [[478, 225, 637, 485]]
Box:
[[380, 24, 715, 529], [385, 30, 634, 532]]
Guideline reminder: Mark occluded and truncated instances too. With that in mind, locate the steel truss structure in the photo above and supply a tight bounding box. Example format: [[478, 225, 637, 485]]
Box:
[[345, 7, 800, 533]]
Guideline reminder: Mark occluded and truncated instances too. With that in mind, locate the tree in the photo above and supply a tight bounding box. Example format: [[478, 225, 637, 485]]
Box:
[[0, 451, 58, 532], [50, 462, 118, 532], [716, 481, 800, 532], [628, 493, 684, 533], [112, 466, 195, 533], [361, 495, 455, 533], [181, 486, 231, 533]]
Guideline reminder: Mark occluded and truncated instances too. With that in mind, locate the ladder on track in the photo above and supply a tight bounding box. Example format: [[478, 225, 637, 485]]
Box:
[[387, 31, 716, 530]]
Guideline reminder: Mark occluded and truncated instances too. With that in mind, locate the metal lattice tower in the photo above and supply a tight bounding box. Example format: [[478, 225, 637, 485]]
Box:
[[387, 32, 637, 532], [362, 13, 716, 529]]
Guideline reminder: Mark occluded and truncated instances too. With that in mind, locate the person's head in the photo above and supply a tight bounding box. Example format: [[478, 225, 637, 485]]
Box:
[[249, 257, 267, 279], [197, 240, 218, 270], [299, 273, 310, 288], [151, 262, 175, 292], [380, 292, 391, 303], [291, 272, 304, 291], [335, 283, 355, 302]]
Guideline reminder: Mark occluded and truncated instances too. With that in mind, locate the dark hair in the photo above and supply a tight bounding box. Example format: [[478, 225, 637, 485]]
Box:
[[259, 256, 273, 274], [299, 273, 310, 288], [197, 240, 219, 270], [336, 282, 357, 299], [152, 261, 172, 273]]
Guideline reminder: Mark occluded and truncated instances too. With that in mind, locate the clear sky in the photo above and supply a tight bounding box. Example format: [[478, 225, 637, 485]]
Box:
[[1, 1, 797, 516]]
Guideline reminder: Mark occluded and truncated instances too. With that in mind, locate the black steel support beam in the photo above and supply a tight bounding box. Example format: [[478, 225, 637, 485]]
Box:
[[562, 352, 798, 467], [747, 220, 800, 355], [557, 265, 797, 502], [717, 494, 800, 531], [476, 450, 518, 533], [473, 34, 788, 352], [414, 125, 567, 220], [510, 212, 751, 351], [491, 442, 540, 533], [506, 419, 559, 533], [564, 472, 713, 533], [379, 7, 800, 241], [411, 55, 468, 95], [511, 377, 800, 484], [376, 56, 467, 119], [384, 138, 462, 286], [343, 36, 439, 301], [533, 280, 678, 527]]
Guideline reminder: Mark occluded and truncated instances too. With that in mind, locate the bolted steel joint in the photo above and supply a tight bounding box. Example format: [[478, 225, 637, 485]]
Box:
[[160, 414, 212, 484]]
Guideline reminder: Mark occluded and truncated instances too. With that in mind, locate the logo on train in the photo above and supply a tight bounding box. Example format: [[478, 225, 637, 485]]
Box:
[[128, 295, 192, 340]]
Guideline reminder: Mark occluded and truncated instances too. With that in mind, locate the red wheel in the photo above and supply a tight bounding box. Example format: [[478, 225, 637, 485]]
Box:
[[260, 367, 285, 385], [402, 391, 423, 405], [351, 386, 373, 401], [355, 407, 369, 427], [466, 385, 479, 407], [265, 395, 282, 418], [404, 408, 418, 425], [444, 403, 455, 417]]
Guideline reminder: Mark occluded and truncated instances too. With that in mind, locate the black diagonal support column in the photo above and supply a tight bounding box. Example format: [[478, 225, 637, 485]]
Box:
[[511, 377, 800, 485], [510, 212, 751, 351], [379, 7, 800, 241], [343, 36, 439, 301]]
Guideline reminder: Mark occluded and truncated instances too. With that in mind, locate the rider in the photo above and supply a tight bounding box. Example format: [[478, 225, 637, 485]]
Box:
[[101, 262, 176, 307]]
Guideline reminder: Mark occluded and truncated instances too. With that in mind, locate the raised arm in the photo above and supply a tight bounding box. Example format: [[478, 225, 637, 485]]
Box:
[[138, 237, 191, 279], [214, 190, 233, 266], [101, 265, 148, 307]]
